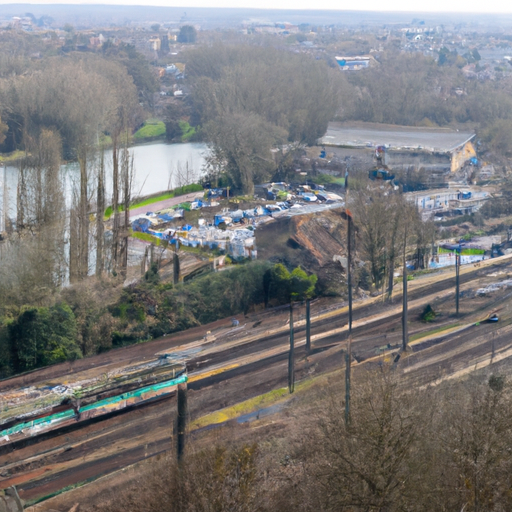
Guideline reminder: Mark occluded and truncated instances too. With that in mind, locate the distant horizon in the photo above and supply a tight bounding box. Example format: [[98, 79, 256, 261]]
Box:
[[1, 2, 512, 15], [3, 3, 512, 31]]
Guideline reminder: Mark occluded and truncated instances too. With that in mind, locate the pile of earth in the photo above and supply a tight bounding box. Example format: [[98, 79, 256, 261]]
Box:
[[256, 208, 348, 294]]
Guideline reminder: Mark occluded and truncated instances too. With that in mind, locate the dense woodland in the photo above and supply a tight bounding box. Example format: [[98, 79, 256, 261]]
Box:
[[185, 44, 340, 194], [0, 260, 316, 376], [0, 29, 512, 378]]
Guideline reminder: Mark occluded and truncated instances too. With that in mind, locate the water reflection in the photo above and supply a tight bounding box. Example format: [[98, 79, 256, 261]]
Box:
[[0, 141, 209, 230]]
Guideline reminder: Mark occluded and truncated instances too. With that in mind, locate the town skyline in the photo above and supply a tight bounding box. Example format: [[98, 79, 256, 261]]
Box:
[[0, 0, 512, 14]]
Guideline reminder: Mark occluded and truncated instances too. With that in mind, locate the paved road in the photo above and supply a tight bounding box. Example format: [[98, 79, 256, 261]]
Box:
[[129, 191, 204, 219]]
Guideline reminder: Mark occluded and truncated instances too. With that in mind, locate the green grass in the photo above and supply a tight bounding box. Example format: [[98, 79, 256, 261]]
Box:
[[134, 120, 166, 140], [190, 378, 316, 430], [462, 230, 486, 240], [439, 247, 485, 256], [131, 184, 203, 210], [104, 184, 204, 219], [179, 120, 197, 141], [0, 149, 25, 163], [132, 231, 162, 246], [309, 173, 345, 186], [99, 134, 113, 146], [132, 184, 203, 208], [132, 192, 175, 209], [410, 268, 442, 278]]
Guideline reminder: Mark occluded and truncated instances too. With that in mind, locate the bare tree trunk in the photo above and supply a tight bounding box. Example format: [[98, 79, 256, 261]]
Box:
[[119, 147, 133, 278], [387, 256, 395, 300], [167, 164, 174, 191], [69, 202, 79, 283], [78, 149, 89, 279], [16, 161, 27, 231], [112, 134, 119, 273], [35, 162, 42, 225], [2, 164, 7, 233], [141, 245, 149, 276], [96, 149, 105, 278]]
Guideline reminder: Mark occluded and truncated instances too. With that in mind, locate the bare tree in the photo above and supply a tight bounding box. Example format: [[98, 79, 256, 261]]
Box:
[[96, 148, 106, 278], [119, 145, 134, 277], [206, 113, 285, 195], [352, 184, 390, 290], [303, 367, 434, 512], [2, 56, 141, 282]]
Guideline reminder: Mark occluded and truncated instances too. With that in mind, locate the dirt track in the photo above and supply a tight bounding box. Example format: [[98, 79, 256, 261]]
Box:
[[4, 254, 512, 506], [129, 191, 204, 218]]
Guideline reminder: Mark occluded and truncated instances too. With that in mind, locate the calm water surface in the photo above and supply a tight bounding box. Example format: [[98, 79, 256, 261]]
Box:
[[0, 142, 209, 228]]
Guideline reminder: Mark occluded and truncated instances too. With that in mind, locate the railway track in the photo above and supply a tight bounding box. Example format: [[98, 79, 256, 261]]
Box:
[[3, 254, 512, 504]]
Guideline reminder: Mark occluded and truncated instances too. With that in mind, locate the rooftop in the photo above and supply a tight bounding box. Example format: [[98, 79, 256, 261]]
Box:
[[321, 122, 475, 153]]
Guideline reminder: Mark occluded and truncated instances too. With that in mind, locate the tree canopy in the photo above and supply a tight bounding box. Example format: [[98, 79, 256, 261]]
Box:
[[8, 303, 81, 373], [178, 25, 197, 44], [263, 263, 317, 306], [186, 43, 340, 194]]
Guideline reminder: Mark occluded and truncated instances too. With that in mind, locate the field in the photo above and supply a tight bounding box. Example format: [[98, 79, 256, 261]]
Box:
[[133, 120, 166, 140]]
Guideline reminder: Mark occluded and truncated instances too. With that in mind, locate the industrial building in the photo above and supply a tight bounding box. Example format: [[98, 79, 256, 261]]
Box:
[[405, 187, 490, 220], [321, 122, 476, 176]]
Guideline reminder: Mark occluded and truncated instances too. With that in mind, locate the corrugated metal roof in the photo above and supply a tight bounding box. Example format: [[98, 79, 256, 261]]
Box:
[[321, 122, 475, 153]]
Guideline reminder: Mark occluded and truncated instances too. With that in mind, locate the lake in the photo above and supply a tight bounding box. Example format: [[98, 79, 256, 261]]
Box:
[[0, 141, 209, 230]]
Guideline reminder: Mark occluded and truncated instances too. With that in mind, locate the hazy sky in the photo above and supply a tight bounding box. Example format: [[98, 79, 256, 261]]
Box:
[[1, 0, 511, 13]]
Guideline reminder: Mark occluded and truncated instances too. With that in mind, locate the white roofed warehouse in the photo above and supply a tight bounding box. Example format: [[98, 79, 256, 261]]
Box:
[[321, 122, 476, 175]]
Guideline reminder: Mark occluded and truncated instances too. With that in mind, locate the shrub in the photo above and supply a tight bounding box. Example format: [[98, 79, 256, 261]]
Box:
[[421, 304, 436, 322]]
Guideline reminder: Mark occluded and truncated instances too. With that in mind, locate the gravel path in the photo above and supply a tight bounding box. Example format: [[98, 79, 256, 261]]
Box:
[[129, 191, 205, 218]]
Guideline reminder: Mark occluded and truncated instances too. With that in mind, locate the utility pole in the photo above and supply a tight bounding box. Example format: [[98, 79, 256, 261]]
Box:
[[288, 303, 295, 393], [305, 298, 311, 354], [2, 164, 7, 234], [455, 243, 460, 317], [176, 380, 187, 462], [345, 169, 352, 426], [173, 251, 180, 284], [402, 236, 409, 351]]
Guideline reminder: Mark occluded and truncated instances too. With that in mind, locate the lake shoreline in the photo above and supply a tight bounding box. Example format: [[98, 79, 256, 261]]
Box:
[[1, 142, 209, 217]]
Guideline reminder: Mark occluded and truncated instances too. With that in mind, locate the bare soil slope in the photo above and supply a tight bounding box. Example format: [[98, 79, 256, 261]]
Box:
[[256, 210, 347, 291]]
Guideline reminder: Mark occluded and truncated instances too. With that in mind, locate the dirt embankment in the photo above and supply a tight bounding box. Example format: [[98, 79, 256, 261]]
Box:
[[256, 210, 347, 292]]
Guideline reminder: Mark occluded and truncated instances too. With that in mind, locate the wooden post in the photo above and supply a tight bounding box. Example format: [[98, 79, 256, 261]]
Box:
[[2, 165, 7, 234], [177, 381, 187, 462], [455, 245, 460, 316], [305, 299, 311, 354], [173, 251, 180, 284], [402, 245, 409, 351], [345, 210, 352, 425], [288, 303, 295, 393], [347, 214, 353, 335], [491, 330, 496, 364]]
